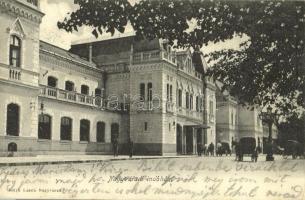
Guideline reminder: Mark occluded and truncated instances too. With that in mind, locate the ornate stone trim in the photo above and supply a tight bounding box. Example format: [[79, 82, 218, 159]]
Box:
[[0, 0, 44, 24]]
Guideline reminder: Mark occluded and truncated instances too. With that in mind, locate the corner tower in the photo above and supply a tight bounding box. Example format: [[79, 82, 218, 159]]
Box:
[[0, 0, 44, 155]]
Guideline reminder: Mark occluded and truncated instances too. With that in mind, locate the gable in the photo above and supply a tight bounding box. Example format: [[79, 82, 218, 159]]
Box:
[[8, 18, 26, 38]]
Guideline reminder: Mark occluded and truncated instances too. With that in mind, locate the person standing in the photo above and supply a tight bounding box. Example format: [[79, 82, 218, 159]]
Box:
[[235, 141, 240, 161], [129, 139, 134, 158], [197, 143, 202, 156], [208, 142, 214, 156], [216, 141, 222, 156], [203, 144, 207, 156], [113, 138, 118, 157]]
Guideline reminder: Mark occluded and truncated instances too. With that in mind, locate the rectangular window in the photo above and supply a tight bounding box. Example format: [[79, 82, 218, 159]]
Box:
[[168, 123, 171, 131], [178, 89, 182, 107], [147, 83, 152, 101], [10, 36, 21, 67], [186, 92, 189, 109], [140, 83, 145, 101], [144, 122, 148, 131], [196, 96, 199, 111], [81, 85, 89, 95], [166, 84, 169, 101], [190, 95, 193, 110], [169, 85, 173, 101]]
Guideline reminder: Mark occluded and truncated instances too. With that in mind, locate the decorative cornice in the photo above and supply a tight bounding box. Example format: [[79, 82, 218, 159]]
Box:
[[176, 70, 202, 86], [0, 78, 39, 91], [130, 63, 163, 72], [0, 0, 44, 24]]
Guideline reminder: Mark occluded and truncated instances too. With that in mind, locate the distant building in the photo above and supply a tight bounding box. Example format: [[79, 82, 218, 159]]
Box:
[[0, 0, 216, 156], [216, 84, 278, 151]]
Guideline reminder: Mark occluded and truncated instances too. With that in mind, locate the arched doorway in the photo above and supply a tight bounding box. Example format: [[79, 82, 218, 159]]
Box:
[[8, 142, 17, 152], [6, 103, 20, 136], [80, 119, 90, 142], [38, 114, 52, 139], [186, 126, 194, 154], [176, 124, 182, 154], [96, 121, 105, 143], [60, 117, 72, 141], [7, 142, 17, 157], [111, 123, 119, 143]]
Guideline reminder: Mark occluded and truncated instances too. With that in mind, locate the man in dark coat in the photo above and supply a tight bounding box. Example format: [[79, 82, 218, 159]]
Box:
[[197, 143, 202, 156], [113, 139, 118, 157], [129, 139, 134, 158], [208, 142, 215, 156]]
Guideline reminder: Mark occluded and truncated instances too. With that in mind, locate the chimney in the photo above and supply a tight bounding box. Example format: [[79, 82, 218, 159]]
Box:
[[89, 43, 92, 63]]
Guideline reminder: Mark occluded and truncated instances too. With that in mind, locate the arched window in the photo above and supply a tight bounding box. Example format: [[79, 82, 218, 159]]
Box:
[[139, 83, 145, 101], [96, 121, 105, 143], [65, 81, 74, 91], [147, 83, 152, 102], [80, 119, 90, 142], [38, 114, 51, 139], [95, 88, 102, 96], [190, 94, 193, 110], [8, 142, 17, 152], [81, 85, 89, 95], [60, 117, 72, 141], [47, 76, 57, 87], [178, 89, 182, 107], [186, 92, 189, 109], [6, 103, 19, 136], [10, 35, 21, 67], [111, 123, 119, 143]]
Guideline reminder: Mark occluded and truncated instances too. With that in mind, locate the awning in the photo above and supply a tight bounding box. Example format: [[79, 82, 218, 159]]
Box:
[[184, 124, 210, 129]]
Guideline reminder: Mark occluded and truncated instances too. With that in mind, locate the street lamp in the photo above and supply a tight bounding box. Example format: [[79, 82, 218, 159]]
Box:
[[259, 105, 279, 161]]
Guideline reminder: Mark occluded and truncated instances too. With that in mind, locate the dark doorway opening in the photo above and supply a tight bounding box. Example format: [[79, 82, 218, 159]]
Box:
[[186, 127, 193, 154], [176, 124, 182, 154]]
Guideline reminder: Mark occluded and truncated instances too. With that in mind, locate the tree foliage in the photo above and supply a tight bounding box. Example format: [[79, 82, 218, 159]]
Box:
[[58, 0, 305, 117], [278, 114, 305, 146]]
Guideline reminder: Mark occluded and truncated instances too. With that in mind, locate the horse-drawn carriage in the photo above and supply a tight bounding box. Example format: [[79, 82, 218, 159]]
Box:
[[236, 137, 258, 162]]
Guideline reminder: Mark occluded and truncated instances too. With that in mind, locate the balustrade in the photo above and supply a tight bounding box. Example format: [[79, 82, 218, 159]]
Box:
[[40, 85, 101, 107], [176, 107, 203, 121], [132, 50, 176, 64], [9, 68, 21, 80]]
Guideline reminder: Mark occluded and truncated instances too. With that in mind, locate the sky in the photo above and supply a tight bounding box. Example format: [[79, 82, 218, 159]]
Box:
[[39, 0, 246, 53]]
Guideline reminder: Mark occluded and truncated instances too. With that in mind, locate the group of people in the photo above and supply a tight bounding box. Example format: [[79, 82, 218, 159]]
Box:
[[197, 142, 217, 156], [197, 141, 233, 157], [112, 138, 134, 158]]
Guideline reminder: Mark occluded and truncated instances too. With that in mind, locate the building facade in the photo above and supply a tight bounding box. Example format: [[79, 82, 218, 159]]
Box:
[[0, 0, 216, 156], [216, 85, 278, 151]]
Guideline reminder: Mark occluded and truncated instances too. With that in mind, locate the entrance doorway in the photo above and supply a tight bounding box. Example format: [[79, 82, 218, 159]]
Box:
[[176, 124, 182, 154], [186, 127, 193, 154], [196, 129, 202, 144]]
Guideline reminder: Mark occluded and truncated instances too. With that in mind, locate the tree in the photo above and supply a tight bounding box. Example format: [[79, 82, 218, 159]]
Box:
[[278, 114, 305, 147], [58, 0, 305, 117]]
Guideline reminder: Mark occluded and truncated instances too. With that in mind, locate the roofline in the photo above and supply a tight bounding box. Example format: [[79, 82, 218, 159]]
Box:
[[39, 40, 99, 70], [71, 32, 136, 46], [40, 40, 69, 52]]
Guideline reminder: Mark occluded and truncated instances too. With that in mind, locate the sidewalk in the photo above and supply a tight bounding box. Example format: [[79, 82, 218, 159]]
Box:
[[0, 154, 195, 167]]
